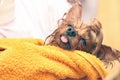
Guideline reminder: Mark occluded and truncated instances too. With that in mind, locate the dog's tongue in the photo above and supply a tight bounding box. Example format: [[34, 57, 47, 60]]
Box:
[[61, 35, 68, 43]]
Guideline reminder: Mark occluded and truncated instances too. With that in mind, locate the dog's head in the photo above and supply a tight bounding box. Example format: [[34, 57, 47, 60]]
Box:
[[45, 2, 101, 52], [45, 1, 120, 66], [45, 2, 89, 50]]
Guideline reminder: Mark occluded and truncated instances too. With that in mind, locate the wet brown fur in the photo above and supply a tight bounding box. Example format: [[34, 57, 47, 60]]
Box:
[[45, 0, 120, 67]]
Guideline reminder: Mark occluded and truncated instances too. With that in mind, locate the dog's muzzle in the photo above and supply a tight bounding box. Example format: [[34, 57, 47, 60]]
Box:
[[66, 26, 76, 37], [60, 25, 77, 50], [60, 25, 77, 44]]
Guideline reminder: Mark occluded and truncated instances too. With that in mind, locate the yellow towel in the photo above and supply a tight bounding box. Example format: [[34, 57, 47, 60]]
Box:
[[0, 38, 107, 80]]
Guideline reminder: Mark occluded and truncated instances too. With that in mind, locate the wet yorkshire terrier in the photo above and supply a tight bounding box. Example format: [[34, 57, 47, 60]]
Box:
[[45, 1, 120, 65]]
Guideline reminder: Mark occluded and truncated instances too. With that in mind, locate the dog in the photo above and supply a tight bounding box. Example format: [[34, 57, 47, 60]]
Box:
[[45, 1, 120, 66]]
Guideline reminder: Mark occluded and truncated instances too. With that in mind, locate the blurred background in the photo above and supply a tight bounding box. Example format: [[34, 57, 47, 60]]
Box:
[[97, 0, 120, 79], [97, 0, 120, 50]]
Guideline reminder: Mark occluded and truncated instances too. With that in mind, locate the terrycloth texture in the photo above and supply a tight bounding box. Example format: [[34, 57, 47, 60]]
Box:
[[0, 38, 107, 80]]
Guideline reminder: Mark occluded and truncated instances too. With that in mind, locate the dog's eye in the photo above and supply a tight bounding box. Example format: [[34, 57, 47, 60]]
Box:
[[81, 38, 87, 46]]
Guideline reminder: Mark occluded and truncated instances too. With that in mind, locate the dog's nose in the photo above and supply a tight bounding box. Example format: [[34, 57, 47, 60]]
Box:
[[66, 26, 76, 37]]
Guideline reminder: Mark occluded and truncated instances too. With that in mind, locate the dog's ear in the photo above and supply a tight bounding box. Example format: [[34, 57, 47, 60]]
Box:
[[89, 18, 103, 55], [64, 2, 82, 27], [89, 18, 102, 34], [97, 44, 120, 66]]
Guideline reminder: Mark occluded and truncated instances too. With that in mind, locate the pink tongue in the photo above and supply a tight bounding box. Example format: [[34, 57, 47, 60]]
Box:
[[61, 36, 68, 43]]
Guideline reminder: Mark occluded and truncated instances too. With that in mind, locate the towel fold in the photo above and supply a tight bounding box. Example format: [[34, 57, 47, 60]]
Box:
[[0, 38, 107, 80]]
